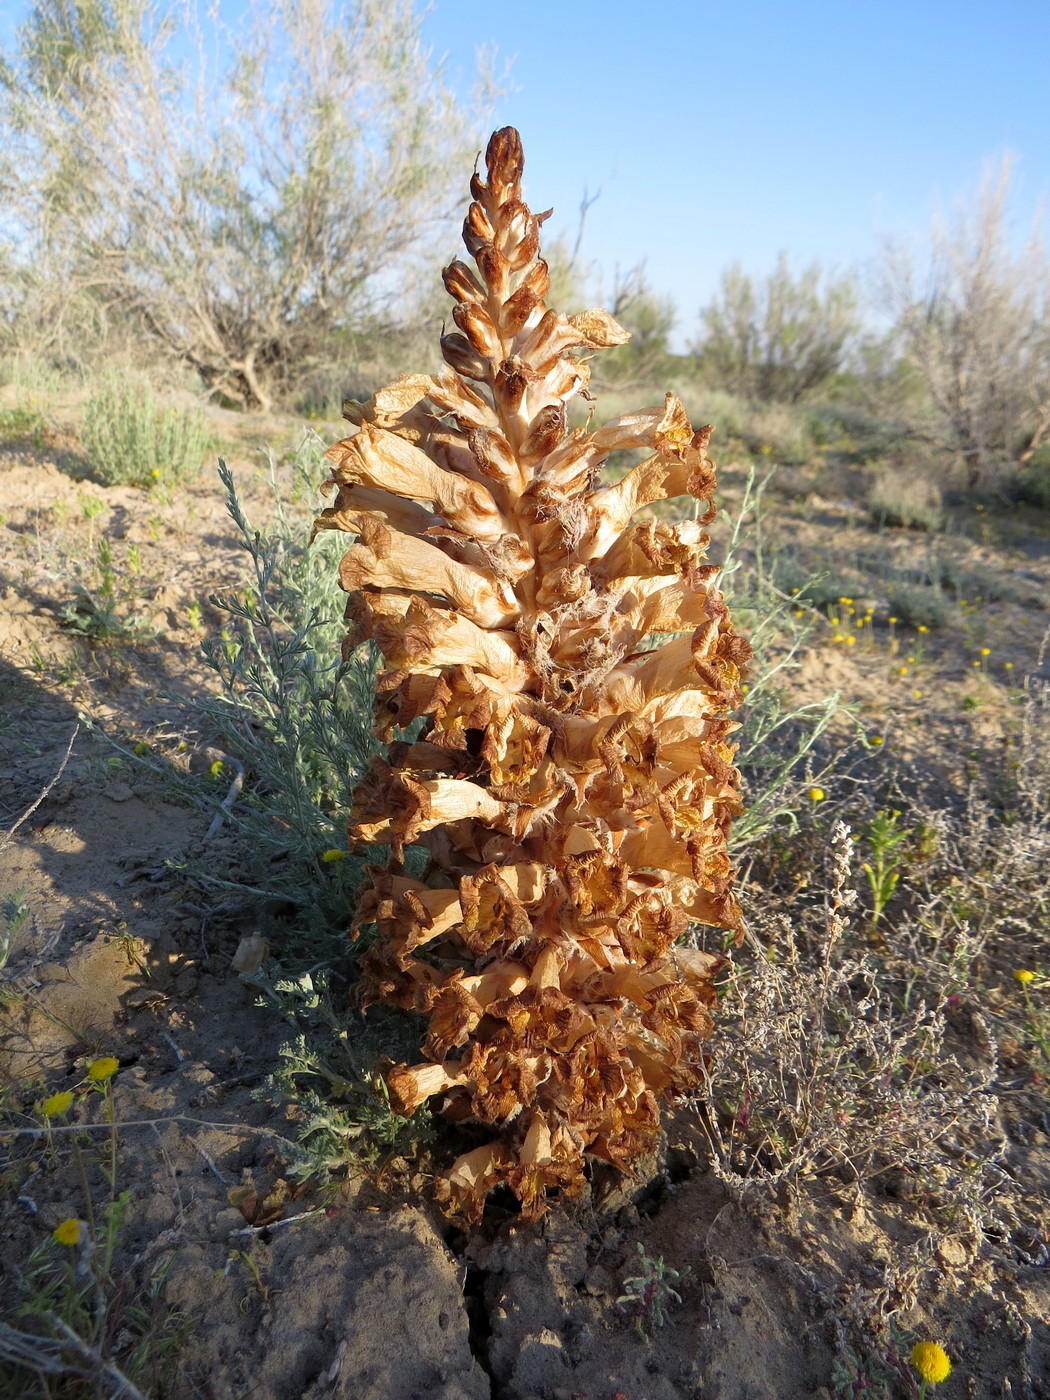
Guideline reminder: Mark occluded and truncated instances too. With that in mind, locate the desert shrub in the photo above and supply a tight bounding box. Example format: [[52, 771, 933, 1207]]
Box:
[[881, 161, 1050, 487], [868, 468, 944, 531], [0, 0, 489, 409], [696, 821, 999, 1197], [695, 253, 860, 404], [0, 352, 60, 444], [1012, 445, 1050, 510], [886, 582, 951, 630], [589, 279, 678, 390], [744, 400, 817, 462], [81, 373, 209, 488]]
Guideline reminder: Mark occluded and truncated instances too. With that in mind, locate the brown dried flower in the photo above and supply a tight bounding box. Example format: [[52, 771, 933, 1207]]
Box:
[[316, 127, 750, 1223]]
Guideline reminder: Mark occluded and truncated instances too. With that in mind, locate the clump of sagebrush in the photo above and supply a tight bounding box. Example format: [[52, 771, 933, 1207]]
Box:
[[187, 445, 380, 947], [697, 821, 999, 1198], [868, 469, 944, 532], [82, 371, 209, 488], [316, 128, 751, 1222]]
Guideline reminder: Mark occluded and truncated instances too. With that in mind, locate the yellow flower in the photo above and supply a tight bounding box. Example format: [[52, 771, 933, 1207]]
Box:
[[889, 616, 898, 624], [845, 636, 856, 646], [898, 666, 908, 676], [86, 1057, 119, 1083], [1014, 969, 1036, 984], [910, 1341, 951, 1385], [1005, 661, 1014, 670], [869, 735, 883, 746], [913, 690, 924, 699], [42, 1091, 74, 1118], [980, 648, 990, 657], [322, 848, 347, 863], [808, 787, 825, 803], [917, 624, 928, 633], [53, 1218, 84, 1246], [209, 759, 225, 777]]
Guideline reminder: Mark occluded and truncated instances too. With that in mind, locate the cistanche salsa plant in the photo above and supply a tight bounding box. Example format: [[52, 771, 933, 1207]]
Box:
[[315, 128, 751, 1222]]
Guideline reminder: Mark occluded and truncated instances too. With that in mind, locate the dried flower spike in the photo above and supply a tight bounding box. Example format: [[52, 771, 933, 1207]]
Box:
[[318, 128, 750, 1223]]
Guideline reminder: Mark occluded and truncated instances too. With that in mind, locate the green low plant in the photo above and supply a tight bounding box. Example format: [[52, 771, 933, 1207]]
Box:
[[82, 372, 209, 488], [242, 965, 432, 1179], [0, 891, 31, 972], [0, 399, 48, 448], [616, 1243, 690, 1338], [862, 809, 907, 930], [58, 536, 154, 644]]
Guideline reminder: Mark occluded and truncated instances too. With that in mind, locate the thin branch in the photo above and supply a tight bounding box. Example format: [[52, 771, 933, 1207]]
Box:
[[0, 724, 79, 854]]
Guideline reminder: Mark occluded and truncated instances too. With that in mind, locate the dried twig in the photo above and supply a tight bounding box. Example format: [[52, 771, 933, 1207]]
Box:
[[203, 758, 246, 842], [0, 724, 79, 854]]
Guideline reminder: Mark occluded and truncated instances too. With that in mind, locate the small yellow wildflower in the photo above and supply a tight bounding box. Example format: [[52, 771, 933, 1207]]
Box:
[[898, 666, 908, 676], [972, 660, 981, 668], [910, 1341, 951, 1385], [913, 690, 924, 699], [980, 648, 990, 657], [53, 1218, 84, 1246], [907, 655, 915, 663], [869, 735, 883, 746], [741, 683, 749, 693], [1005, 661, 1014, 670], [845, 636, 856, 646], [42, 1091, 74, 1118], [86, 1057, 119, 1083], [808, 787, 825, 803], [209, 759, 225, 777], [917, 624, 928, 633], [1014, 969, 1036, 984], [889, 616, 898, 624], [322, 849, 347, 863]]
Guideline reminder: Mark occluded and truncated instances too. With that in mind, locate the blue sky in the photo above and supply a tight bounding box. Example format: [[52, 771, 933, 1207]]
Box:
[[4, 1, 1048, 346], [419, 0, 1050, 343]]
